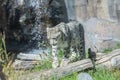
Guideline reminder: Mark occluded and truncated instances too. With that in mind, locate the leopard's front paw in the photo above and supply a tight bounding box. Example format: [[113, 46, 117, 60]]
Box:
[[69, 52, 78, 62], [52, 57, 59, 68]]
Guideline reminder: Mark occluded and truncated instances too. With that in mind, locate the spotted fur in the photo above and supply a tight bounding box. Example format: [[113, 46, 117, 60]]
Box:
[[47, 21, 85, 68]]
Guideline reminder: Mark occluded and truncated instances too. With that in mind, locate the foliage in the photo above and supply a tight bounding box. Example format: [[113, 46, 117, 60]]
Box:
[[0, 34, 9, 65], [116, 43, 120, 49], [88, 69, 116, 80], [1, 37, 120, 80], [102, 49, 112, 54], [60, 68, 120, 80], [60, 72, 78, 80], [32, 60, 52, 72]]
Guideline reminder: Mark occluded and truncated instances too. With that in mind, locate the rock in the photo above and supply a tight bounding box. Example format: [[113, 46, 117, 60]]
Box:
[[17, 49, 49, 61], [111, 55, 120, 68], [96, 53, 104, 58], [66, 0, 120, 23], [51, 0, 120, 52], [12, 59, 38, 70], [17, 53, 42, 61], [84, 18, 120, 52], [14, 49, 50, 70], [48, 0, 68, 25], [77, 73, 93, 80]]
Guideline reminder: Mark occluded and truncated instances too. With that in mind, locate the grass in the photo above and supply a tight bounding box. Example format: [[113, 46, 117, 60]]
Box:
[[60, 72, 78, 80], [116, 43, 120, 49], [1, 38, 120, 80], [0, 35, 9, 63], [3, 47, 120, 80], [60, 68, 120, 80], [2, 59, 52, 80], [59, 43, 120, 80], [3, 65, 120, 80], [89, 69, 116, 80], [102, 49, 112, 53], [32, 60, 52, 71]]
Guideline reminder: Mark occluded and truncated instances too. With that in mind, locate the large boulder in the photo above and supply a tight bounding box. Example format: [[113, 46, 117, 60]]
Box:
[[84, 18, 120, 52], [66, 0, 120, 23], [111, 55, 120, 68], [17, 49, 49, 61], [12, 59, 37, 70], [12, 48, 50, 70], [77, 73, 93, 80]]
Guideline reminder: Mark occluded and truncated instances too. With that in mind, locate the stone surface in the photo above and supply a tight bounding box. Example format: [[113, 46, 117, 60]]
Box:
[[5, 0, 69, 52], [3, 0, 120, 70], [64, 0, 120, 52], [111, 55, 120, 68], [12, 59, 38, 70], [96, 53, 104, 58], [64, 0, 76, 21], [17, 49, 49, 61], [13, 49, 50, 70], [49, 0, 68, 25], [17, 53, 41, 61], [65, 0, 120, 23], [84, 18, 120, 52], [3, 0, 120, 53], [77, 73, 93, 80]]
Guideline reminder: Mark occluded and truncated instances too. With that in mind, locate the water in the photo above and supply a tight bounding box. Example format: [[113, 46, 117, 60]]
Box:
[[64, 0, 76, 21]]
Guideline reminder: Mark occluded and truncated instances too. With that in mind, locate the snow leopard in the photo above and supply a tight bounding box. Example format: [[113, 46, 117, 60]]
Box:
[[46, 21, 85, 68]]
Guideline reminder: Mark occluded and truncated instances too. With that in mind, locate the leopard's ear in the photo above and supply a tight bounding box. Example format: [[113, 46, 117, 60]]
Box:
[[59, 25, 68, 37], [46, 27, 50, 32], [46, 27, 49, 31]]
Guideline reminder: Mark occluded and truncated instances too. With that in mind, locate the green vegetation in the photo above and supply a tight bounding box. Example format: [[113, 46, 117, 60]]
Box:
[[60, 69, 120, 80], [89, 69, 116, 80], [3, 65, 120, 80], [103, 49, 112, 54], [60, 72, 78, 80], [32, 60, 52, 71], [58, 49, 64, 58], [116, 43, 120, 49], [1, 37, 120, 80], [0, 35, 9, 64]]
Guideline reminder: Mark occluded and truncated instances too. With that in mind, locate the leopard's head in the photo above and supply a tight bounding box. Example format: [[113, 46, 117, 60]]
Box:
[[46, 22, 67, 45]]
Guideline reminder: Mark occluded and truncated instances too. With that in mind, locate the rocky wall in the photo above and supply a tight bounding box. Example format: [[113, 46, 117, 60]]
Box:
[[66, 0, 120, 23], [84, 18, 120, 52]]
